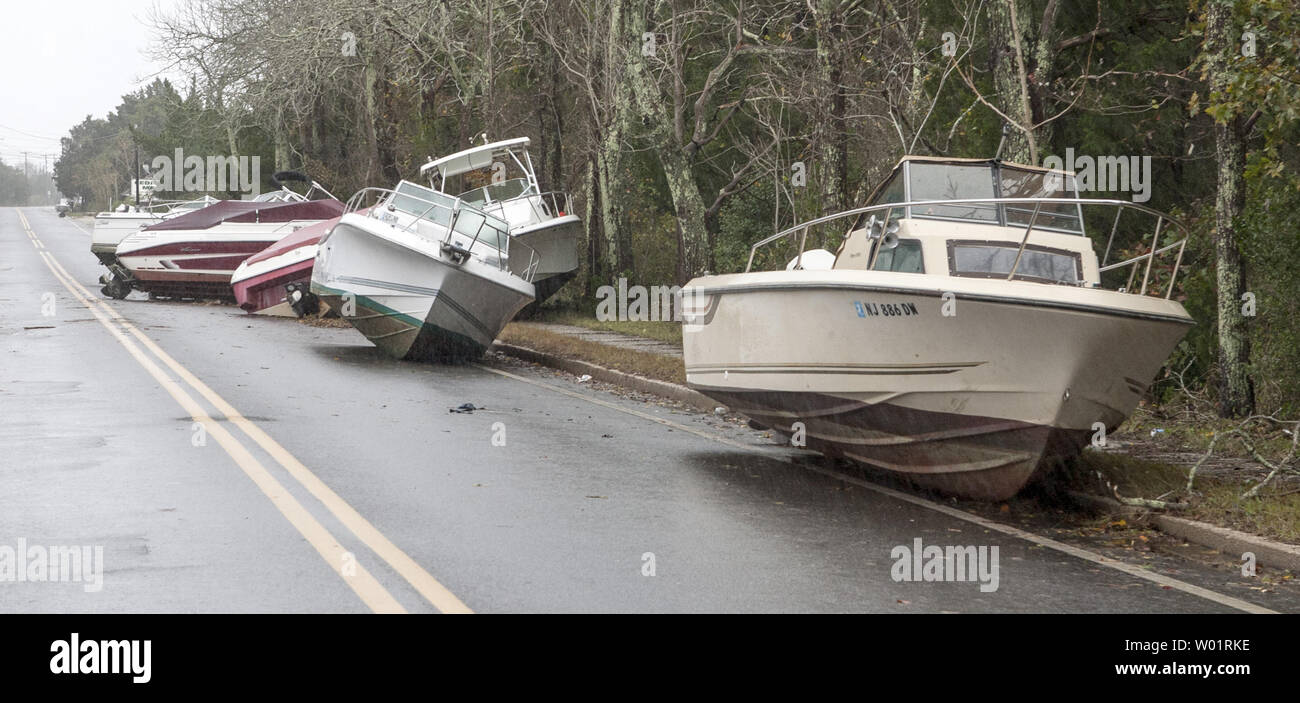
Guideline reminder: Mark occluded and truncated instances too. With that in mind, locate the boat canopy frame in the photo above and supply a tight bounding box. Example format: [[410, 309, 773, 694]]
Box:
[[746, 197, 1189, 299], [419, 137, 539, 194], [98, 195, 223, 216], [419, 138, 577, 230]]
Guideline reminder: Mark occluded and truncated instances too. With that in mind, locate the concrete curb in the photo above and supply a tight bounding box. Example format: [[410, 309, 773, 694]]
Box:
[[491, 341, 719, 414], [1152, 515, 1300, 572], [1067, 490, 1300, 572]]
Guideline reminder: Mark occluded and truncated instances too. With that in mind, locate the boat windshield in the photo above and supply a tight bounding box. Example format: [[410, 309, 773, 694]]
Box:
[[458, 178, 533, 207], [999, 166, 1083, 233], [388, 181, 511, 252], [905, 162, 1084, 234], [869, 172, 908, 222], [908, 163, 999, 223]]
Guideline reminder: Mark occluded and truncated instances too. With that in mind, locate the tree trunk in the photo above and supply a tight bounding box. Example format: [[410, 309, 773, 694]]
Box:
[[1206, 0, 1255, 417], [377, 66, 401, 185], [622, 1, 709, 282], [986, 0, 1059, 163], [548, 53, 565, 193], [362, 58, 382, 184], [583, 156, 600, 296], [600, 0, 639, 276], [813, 0, 846, 212], [657, 146, 711, 282], [274, 108, 290, 173], [596, 139, 622, 276]]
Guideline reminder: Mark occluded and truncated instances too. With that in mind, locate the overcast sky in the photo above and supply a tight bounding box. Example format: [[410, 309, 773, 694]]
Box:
[[0, 0, 177, 170]]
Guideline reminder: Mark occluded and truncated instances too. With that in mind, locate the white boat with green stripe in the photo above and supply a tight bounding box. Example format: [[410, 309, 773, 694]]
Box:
[[311, 181, 538, 361]]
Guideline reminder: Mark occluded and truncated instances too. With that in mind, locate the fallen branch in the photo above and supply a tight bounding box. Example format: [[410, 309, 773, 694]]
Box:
[[1109, 482, 1187, 510]]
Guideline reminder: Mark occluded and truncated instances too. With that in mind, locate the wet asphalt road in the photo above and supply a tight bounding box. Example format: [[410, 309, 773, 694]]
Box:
[[0, 206, 1292, 614]]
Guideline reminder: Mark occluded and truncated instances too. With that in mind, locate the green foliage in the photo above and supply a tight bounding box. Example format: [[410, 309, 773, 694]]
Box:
[[0, 160, 31, 205], [1238, 165, 1300, 413], [54, 78, 282, 209]]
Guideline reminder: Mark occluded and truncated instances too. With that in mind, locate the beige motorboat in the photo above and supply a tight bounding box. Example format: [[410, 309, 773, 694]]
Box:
[[681, 156, 1194, 500]]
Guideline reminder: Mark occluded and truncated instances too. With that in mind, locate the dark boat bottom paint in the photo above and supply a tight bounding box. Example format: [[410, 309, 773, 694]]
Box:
[[516, 269, 578, 318], [316, 292, 488, 363], [404, 324, 486, 363], [694, 388, 1091, 501]]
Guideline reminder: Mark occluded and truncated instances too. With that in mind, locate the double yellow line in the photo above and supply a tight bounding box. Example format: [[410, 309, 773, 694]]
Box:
[[17, 210, 470, 614]]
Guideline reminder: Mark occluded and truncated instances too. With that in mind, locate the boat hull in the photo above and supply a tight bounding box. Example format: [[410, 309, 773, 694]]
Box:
[[231, 215, 345, 315], [232, 245, 318, 315], [311, 215, 534, 361], [682, 271, 1193, 500], [509, 216, 581, 279], [115, 237, 283, 300], [91, 213, 162, 266]]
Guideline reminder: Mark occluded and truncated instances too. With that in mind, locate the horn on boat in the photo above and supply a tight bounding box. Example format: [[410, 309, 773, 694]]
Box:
[[881, 220, 901, 249]]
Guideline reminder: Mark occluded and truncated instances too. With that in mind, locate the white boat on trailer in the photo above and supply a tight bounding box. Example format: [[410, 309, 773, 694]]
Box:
[[681, 156, 1194, 500], [110, 196, 344, 301], [311, 180, 539, 361], [420, 137, 579, 307], [96, 173, 334, 299], [92, 196, 221, 268]]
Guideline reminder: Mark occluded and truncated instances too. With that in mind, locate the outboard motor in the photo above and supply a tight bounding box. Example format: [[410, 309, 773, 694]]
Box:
[[284, 282, 319, 317]]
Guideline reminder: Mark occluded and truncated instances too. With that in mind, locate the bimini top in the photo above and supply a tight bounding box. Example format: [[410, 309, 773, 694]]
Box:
[[419, 137, 532, 178], [142, 199, 345, 231]]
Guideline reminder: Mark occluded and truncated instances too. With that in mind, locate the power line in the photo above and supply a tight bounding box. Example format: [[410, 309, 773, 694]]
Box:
[[0, 123, 62, 142]]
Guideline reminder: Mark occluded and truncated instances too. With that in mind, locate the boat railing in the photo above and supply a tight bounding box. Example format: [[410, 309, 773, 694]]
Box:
[[343, 186, 541, 282], [98, 196, 221, 217], [746, 197, 1190, 299]]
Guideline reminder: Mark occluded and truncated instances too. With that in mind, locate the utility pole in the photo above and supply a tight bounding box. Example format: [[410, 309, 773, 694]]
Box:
[[129, 124, 140, 206]]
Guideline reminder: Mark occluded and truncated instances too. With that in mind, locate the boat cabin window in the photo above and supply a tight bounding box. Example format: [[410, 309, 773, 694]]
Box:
[[871, 239, 925, 273], [388, 181, 511, 252], [390, 181, 456, 226], [458, 178, 533, 207], [948, 241, 1081, 284], [907, 163, 999, 223], [999, 167, 1082, 233], [902, 161, 1085, 234], [870, 172, 908, 221]]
